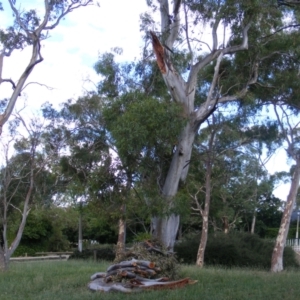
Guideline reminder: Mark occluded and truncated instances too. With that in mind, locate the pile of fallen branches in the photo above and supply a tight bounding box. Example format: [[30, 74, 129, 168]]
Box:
[[115, 240, 179, 279], [88, 240, 197, 292], [88, 258, 196, 292]]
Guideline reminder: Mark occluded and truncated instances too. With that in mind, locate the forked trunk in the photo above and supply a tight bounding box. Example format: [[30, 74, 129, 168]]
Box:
[[271, 159, 300, 272], [152, 122, 196, 250]]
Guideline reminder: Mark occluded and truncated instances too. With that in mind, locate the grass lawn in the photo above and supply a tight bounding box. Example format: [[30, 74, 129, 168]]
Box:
[[0, 260, 300, 300]]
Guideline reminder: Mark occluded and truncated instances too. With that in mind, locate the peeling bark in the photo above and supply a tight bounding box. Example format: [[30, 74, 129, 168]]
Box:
[[150, 31, 166, 74]]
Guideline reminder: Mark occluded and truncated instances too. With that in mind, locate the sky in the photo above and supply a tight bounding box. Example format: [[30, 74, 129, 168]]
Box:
[[0, 0, 293, 201], [0, 0, 149, 113]]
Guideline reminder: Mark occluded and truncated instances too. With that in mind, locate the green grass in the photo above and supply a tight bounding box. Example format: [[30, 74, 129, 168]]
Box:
[[1, 260, 300, 300]]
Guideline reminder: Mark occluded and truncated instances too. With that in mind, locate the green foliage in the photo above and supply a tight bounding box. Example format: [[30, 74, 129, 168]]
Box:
[[175, 232, 299, 269], [103, 94, 186, 162], [132, 232, 152, 242], [264, 227, 281, 239], [12, 244, 47, 257], [21, 210, 52, 240], [13, 206, 78, 255]]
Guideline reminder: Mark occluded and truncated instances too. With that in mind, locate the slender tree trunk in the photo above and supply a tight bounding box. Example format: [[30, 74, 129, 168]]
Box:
[[152, 122, 196, 250], [196, 157, 213, 267], [0, 164, 34, 272], [223, 217, 229, 234], [251, 212, 256, 234], [78, 211, 83, 252], [115, 174, 131, 260], [115, 213, 126, 261], [271, 159, 300, 272]]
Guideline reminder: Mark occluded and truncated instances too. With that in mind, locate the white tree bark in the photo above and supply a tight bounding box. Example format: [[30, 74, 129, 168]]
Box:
[[271, 104, 300, 272], [0, 145, 34, 270], [271, 158, 300, 272], [151, 1, 256, 249], [0, 114, 46, 271], [196, 157, 213, 267]]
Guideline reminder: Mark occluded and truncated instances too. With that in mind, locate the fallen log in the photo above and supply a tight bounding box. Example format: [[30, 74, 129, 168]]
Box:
[[107, 266, 157, 278], [90, 272, 106, 280], [106, 259, 155, 273], [88, 276, 197, 292]]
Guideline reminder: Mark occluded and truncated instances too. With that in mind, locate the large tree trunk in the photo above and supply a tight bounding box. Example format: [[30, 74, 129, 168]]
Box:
[[151, 122, 196, 250], [271, 159, 300, 272]]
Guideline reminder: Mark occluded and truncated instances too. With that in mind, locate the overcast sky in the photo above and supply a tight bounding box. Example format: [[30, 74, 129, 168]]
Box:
[[0, 0, 292, 201]]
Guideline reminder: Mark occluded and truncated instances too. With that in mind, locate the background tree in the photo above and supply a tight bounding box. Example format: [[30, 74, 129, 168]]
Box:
[[187, 105, 278, 266], [271, 104, 300, 272], [0, 114, 48, 271], [42, 95, 139, 257]]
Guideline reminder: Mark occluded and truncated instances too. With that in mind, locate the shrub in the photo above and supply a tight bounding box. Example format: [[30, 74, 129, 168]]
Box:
[[12, 244, 48, 257], [174, 232, 299, 270]]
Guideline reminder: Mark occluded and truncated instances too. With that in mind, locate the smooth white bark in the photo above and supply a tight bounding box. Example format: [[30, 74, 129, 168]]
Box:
[[151, 1, 256, 250]]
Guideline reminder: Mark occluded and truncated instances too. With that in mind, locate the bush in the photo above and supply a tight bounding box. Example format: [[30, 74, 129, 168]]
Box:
[[69, 246, 115, 261], [174, 232, 299, 270], [12, 244, 48, 257]]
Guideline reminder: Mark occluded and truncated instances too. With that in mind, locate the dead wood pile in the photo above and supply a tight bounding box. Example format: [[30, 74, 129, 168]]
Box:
[[88, 240, 197, 293]]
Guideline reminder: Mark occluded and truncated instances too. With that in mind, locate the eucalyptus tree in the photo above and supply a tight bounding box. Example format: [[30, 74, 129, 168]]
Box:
[[186, 105, 278, 266], [0, 0, 93, 134], [143, 0, 288, 249], [232, 17, 300, 271], [0, 114, 50, 271], [270, 104, 300, 272], [42, 95, 123, 252]]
